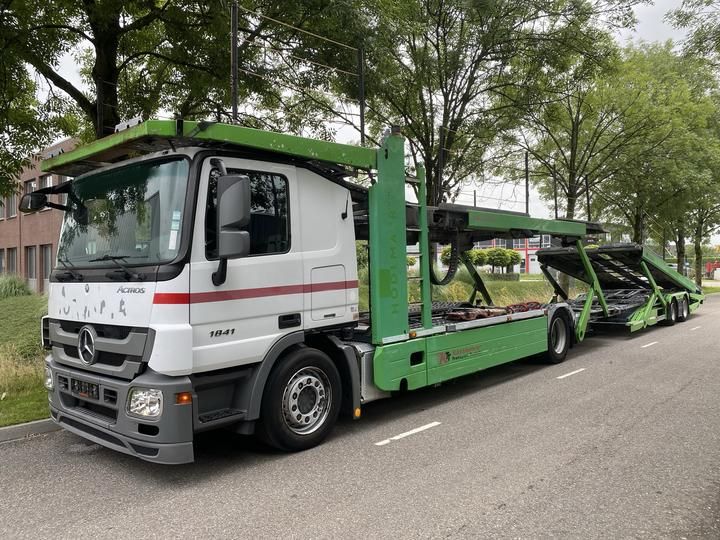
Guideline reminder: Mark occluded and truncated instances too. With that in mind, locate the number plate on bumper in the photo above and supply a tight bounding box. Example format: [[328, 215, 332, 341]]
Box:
[[71, 378, 99, 400]]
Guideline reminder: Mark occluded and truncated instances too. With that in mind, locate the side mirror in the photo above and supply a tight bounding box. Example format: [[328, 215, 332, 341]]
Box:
[[217, 174, 251, 259], [212, 174, 251, 286], [19, 192, 47, 213]]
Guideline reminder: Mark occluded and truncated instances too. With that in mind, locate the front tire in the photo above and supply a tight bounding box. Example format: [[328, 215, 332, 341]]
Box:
[[257, 347, 341, 452], [545, 313, 570, 364]]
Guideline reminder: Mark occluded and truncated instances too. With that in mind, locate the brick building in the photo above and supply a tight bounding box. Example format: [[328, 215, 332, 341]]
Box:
[[0, 139, 75, 293]]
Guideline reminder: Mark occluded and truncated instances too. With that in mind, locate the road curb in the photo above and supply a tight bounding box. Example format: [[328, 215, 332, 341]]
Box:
[[0, 418, 59, 443]]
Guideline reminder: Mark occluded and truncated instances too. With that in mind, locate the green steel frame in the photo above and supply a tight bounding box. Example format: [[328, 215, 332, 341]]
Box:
[[43, 120, 377, 174]]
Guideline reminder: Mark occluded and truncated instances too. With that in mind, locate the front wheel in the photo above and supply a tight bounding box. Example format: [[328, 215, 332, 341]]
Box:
[[545, 313, 570, 364], [257, 347, 341, 452]]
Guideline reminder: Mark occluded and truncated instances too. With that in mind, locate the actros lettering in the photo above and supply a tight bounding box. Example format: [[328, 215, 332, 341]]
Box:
[[117, 287, 146, 294]]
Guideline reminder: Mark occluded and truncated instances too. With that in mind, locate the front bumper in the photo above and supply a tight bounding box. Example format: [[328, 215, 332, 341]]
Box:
[[47, 356, 195, 464]]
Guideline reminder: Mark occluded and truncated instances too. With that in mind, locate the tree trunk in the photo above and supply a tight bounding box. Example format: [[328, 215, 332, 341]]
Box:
[[631, 208, 644, 244], [558, 187, 578, 293], [676, 225, 686, 276], [694, 225, 704, 287], [87, 6, 122, 138], [565, 188, 577, 220]]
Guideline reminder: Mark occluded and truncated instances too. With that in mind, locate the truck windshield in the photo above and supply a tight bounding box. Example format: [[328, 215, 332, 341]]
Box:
[[57, 158, 189, 267]]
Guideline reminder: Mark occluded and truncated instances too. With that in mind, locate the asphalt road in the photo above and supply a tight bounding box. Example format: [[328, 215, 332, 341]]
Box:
[[2, 297, 720, 539]]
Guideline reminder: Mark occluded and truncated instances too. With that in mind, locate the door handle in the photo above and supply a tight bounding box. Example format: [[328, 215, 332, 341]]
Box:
[[278, 313, 301, 329]]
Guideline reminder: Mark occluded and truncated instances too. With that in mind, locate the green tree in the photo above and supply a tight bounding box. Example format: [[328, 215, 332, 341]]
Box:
[[523, 43, 681, 222], [0, 0, 364, 191], [596, 44, 718, 246], [485, 247, 510, 273], [468, 248, 487, 267], [505, 249, 522, 273], [356, 0, 641, 206]]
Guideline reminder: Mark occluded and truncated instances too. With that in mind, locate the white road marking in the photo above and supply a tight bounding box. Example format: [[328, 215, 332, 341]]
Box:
[[374, 421, 441, 446], [556, 368, 585, 380], [690, 326, 701, 331], [641, 341, 658, 348]]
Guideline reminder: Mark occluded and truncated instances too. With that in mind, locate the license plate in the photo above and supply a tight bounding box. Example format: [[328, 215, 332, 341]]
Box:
[[71, 379, 99, 400]]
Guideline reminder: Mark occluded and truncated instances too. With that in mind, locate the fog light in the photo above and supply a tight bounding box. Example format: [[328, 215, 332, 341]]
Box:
[[127, 388, 163, 418], [44, 366, 54, 391]]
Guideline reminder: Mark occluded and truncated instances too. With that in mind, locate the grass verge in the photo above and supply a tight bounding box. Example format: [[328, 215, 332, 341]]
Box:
[[0, 295, 48, 427], [702, 286, 720, 294]]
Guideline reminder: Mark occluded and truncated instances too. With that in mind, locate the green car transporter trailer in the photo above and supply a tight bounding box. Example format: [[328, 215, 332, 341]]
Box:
[[28, 120, 704, 461]]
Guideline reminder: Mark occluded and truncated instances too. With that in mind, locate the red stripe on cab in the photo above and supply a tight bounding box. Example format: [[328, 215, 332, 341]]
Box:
[[153, 280, 359, 305]]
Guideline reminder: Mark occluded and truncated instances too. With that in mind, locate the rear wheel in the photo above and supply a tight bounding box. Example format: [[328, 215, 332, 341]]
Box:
[[677, 296, 690, 322], [545, 313, 570, 364], [663, 299, 678, 326], [257, 347, 341, 452]]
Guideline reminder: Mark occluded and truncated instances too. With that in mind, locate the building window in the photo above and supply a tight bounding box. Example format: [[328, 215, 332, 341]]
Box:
[[24, 180, 36, 194], [542, 235, 551, 248], [41, 244, 53, 277], [7, 248, 16, 273], [0, 249, 4, 273], [495, 238, 506, 248], [6, 193, 17, 218], [0, 200, 4, 220], [528, 235, 541, 248], [26, 246, 36, 279], [41, 176, 53, 208], [513, 238, 525, 249], [57, 176, 68, 205], [26, 246, 37, 292]]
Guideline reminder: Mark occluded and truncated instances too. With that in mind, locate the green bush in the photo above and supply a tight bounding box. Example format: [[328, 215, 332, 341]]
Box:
[[440, 246, 489, 267], [356, 241, 369, 268], [0, 275, 31, 299], [406, 256, 417, 267]]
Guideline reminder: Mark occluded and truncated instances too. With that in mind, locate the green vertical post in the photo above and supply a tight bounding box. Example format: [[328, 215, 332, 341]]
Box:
[[576, 240, 609, 317], [369, 129, 409, 343], [417, 163, 432, 329], [640, 261, 667, 309]]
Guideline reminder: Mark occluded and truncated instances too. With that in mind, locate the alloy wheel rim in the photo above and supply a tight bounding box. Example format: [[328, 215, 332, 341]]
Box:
[[281, 367, 332, 435]]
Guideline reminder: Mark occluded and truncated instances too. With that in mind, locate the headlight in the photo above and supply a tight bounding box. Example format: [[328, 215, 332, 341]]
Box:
[[44, 366, 54, 391], [127, 388, 163, 418]]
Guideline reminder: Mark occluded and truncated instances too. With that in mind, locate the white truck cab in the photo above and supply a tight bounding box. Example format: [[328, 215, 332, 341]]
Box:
[[39, 142, 362, 463]]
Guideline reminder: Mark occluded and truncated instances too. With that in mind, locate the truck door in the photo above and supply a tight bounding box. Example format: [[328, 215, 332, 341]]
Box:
[[189, 156, 303, 372]]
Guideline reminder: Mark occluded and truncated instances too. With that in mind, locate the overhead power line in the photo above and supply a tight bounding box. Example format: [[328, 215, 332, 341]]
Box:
[[238, 5, 357, 52]]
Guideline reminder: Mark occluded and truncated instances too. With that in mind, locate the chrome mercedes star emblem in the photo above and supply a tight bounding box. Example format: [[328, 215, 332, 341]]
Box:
[[77, 325, 98, 365]]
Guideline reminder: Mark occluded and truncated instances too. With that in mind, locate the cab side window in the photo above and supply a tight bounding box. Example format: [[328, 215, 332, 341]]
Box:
[[205, 167, 289, 259]]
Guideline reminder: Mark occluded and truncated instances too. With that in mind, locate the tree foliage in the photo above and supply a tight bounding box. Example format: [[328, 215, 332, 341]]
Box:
[[357, 0, 642, 206]]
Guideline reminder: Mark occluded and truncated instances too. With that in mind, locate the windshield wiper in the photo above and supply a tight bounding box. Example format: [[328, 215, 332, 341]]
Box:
[[89, 254, 147, 281], [57, 257, 83, 281]]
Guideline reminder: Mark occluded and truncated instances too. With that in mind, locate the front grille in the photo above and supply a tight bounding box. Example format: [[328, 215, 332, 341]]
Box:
[[62, 345, 128, 367], [58, 320, 134, 340], [49, 319, 152, 380]]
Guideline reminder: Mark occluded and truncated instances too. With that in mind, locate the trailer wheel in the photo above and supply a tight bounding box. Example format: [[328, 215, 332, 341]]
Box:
[[257, 347, 341, 452], [663, 299, 678, 326], [678, 296, 690, 322], [545, 314, 570, 364]]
